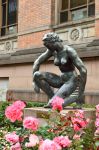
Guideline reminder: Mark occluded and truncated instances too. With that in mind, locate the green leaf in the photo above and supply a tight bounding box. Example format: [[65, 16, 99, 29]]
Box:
[[95, 141, 99, 147]]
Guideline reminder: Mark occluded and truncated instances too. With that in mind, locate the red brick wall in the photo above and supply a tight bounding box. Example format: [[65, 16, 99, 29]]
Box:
[[18, 0, 55, 49], [18, 30, 51, 49], [95, 0, 99, 37]]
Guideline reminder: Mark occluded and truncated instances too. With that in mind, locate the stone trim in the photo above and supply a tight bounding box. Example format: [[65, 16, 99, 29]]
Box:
[[0, 34, 17, 41], [95, 14, 99, 20], [0, 45, 99, 65], [18, 25, 53, 36], [87, 39, 99, 46], [12, 47, 46, 56], [53, 17, 95, 29], [85, 92, 99, 96]]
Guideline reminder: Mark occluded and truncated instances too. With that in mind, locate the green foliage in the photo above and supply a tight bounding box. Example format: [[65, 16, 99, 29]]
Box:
[[70, 102, 95, 109], [26, 101, 47, 108], [37, 125, 55, 140], [0, 101, 98, 150], [82, 127, 96, 149]]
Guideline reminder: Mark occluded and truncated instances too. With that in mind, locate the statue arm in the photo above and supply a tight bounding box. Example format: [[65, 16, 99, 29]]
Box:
[[68, 47, 87, 99], [33, 49, 52, 74], [32, 49, 52, 93]]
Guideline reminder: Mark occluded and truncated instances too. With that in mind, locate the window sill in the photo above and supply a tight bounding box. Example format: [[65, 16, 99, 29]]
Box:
[[0, 33, 18, 41], [53, 17, 95, 29]]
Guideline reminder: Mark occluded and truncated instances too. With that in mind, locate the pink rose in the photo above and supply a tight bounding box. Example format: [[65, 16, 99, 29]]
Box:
[[53, 136, 71, 148], [95, 128, 99, 136], [51, 96, 64, 111], [96, 112, 99, 118], [95, 118, 99, 127], [39, 139, 62, 150], [72, 118, 88, 131], [75, 110, 84, 119], [5, 132, 19, 144], [96, 104, 99, 112], [13, 100, 26, 110], [73, 124, 81, 131], [10, 142, 22, 150], [25, 134, 39, 147], [23, 117, 39, 131], [73, 134, 81, 140], [5, 105, 23, 122]]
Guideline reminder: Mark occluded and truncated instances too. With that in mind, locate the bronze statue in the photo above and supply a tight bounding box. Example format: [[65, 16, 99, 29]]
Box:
[[32, 32, 87, 108]]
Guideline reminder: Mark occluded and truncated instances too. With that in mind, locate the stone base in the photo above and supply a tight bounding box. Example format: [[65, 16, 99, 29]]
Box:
[[24, 107, 96, 126]]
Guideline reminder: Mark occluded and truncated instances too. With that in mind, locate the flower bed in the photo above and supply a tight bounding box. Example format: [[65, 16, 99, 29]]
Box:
[[0, 97, 99, 150]]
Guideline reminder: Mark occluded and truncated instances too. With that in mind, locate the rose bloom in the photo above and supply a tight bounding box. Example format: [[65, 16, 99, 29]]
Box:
[[73, 134, 81, 140], [72, 118, 88, 131], [10, 142, 22, 150], [75, 110, 84, 119], [53, 136, 72, 148], [51, 96, 64, 111], [95, 118, 99, 127], [95, 128, 99, 136], [5, 132, 19, 144], [5, 105, 23, 122], [13, 100, 26, 110], [96, 112, 99, 118], [39, 139, 62, 150], [96, 104, 99, 112], [23, 116, 39, 131], [25, 134, 39, 147]]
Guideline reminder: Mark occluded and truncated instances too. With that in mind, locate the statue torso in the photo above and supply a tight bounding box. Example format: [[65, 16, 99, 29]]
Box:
[[53, 48, 75, 72]]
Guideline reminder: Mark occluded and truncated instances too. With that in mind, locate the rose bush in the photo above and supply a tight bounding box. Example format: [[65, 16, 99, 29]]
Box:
[[0, 98, 99, 149]]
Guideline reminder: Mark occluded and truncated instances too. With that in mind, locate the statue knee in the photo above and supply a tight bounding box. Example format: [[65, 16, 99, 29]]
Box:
[[33, 71, 41, 81]]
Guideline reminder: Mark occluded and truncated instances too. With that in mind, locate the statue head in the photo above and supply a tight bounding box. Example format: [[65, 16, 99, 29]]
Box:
[[42, 32, 63, 43]]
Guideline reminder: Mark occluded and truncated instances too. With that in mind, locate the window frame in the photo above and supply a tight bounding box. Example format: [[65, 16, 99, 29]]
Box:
[[0, 0, 18, 36], [58, 0, 95, 24]]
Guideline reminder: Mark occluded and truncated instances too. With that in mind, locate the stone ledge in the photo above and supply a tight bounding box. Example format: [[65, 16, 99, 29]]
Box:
[[24, 107, 96, 126], [0, 43, 99, 65], [85, 92, 99, 105], [6, 89, 48, 103], [6, 89, 99, 105]]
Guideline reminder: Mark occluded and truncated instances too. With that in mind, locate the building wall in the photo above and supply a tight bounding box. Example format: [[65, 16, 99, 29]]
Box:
[[95, 0, 99, 37], [17, 0, 55, 49]]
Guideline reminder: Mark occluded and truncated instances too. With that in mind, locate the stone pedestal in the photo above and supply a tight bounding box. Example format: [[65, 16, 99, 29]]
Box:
[[24, 107, 96, 126]]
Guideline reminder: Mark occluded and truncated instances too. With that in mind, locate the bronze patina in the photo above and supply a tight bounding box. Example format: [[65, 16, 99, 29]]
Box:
[[33, 32, 87, 108]]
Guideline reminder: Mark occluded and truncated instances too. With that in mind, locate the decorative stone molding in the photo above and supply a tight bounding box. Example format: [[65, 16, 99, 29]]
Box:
[[5, 41, 12, 51], [70, 29, 80, 41], [68, 27, 83, 43], [0, 39, 17, 54]]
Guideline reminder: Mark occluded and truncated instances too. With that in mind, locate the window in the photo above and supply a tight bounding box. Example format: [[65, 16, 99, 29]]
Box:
[[0, 0, 18, 36], [59, 0, 95, 24]]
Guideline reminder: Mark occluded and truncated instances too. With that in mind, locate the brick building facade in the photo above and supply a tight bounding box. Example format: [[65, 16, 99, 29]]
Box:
[[0, 0, 99, 104]]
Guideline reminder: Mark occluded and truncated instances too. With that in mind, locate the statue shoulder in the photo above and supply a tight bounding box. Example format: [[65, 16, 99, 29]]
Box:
[[65, 45, 78, 58], [65, 45, 75, 51]]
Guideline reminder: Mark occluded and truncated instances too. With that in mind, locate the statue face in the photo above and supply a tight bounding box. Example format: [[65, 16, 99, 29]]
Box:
[[43, 33, 53, 42], [42, 33, 55, 49], [42, 32, 60, 42], [42, 33, 62, 52]]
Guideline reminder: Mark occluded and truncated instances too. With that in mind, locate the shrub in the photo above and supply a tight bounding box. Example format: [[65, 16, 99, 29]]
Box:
[[0, 98, 99, 150]]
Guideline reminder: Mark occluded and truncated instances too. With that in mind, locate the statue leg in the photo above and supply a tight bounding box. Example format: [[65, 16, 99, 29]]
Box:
[[33, 71, 63, 99], [47, 76, 78, 107]]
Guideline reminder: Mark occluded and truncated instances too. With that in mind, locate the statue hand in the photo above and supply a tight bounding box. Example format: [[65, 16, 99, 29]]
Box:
[[33, 82, 40, 93]]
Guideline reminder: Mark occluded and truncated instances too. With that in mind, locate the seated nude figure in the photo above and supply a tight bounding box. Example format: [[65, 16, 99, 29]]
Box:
[[33, 32, 87, 108]]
